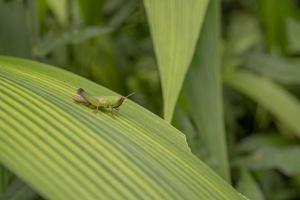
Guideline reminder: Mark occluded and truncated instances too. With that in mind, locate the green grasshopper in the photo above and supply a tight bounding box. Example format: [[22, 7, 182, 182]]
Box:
[[73, 88, 134, 116]]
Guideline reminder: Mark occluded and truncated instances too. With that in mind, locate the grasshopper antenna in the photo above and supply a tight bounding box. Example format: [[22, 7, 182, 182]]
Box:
[[124, 92, 135, 99], [113, 92, 136, 109], [119, 92, 135, 104]]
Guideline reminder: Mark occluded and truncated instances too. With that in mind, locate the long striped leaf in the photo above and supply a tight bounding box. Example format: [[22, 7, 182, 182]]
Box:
[[0, 57, 247, 199], [143, 0, 209, 122]]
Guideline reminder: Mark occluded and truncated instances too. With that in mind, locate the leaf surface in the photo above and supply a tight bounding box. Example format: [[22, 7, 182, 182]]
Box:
[[0, 56, 247, 200]]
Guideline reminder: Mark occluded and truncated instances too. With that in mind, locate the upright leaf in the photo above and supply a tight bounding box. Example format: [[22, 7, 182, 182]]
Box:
[[258, 0, 297, 52], [286, 18, 300, 54], [45, 0, 68, 27], [185, 0, 230, 181], [77, 0, 105, 25], [0, 0, 33, 58], [237, 169, 265, 200], [0, 57, 247, 200], [0, 165, 13, 193], [143, 0, 209, 122]]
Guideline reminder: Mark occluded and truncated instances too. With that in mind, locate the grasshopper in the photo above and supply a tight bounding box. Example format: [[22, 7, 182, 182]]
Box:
[[73, 88, 134, 116]]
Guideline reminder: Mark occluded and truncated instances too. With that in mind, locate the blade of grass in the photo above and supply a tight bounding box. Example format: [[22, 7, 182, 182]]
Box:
[[258, 0, 296, 52], [224, 70, 300, 138], [0, 56, 247, 200], [243, 52, 300, 85], [235, 146, 300, 176], [33, 26, 112, 57], [77, 0, 105, 25], [0, 0, 32, 58], [185, 0, 230, 181], [286, 18, 300, 54], [237, 133, 295, 153], [258, 0, 283, 52], [0, 165, 13, 193], [0, 178, 38, 200], [45, 0, 68, 27], [143, 0, 209, 122], [237, 169, 265, 200]]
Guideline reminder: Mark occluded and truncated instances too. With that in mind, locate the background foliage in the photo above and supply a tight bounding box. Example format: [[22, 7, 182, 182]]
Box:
[[1, 0, 300, 199]]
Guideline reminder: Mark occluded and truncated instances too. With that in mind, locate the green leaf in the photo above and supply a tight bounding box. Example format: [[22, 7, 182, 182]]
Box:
[[33, 26, 112, 57], [0, 56, 247, 200], [226, 13, 261, 55], [174, 109, 200, 158], [243, 52, 300, 85], [0, 165, 13, 193], [185, 0, 230, 181], [235, 146, 300, 176], [77, 0, 105, 25], [258, 0, 296, 52], [237, 169, 265, 200], [107, 0, 137, 28], [286, 18, 300, 54], [0, 178, 38, 200], [45, 0, 68, 27], [224, 70, 300, 138], [0, 0, 34, 58], [256, 171, 297, 200], [237, 133, 294, 153], [143, 0, 209, 122]]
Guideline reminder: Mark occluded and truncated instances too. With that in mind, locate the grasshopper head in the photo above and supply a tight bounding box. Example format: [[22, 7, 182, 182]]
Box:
[[113, 96, 125, 108], [77, 88, 85, 95], [113, 92, 135, 108]]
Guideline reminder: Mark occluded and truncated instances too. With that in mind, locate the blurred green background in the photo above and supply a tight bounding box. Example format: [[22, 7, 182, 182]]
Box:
[[1, 0, 300, 199]]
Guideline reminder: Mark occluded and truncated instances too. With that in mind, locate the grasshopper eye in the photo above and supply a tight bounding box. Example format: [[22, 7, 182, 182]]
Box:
[[77, 88, 85, 94]]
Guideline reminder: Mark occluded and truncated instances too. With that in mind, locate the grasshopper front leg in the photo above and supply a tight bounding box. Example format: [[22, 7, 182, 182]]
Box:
[[108, 106, 118, 118], [93, 105, 100, 114]]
